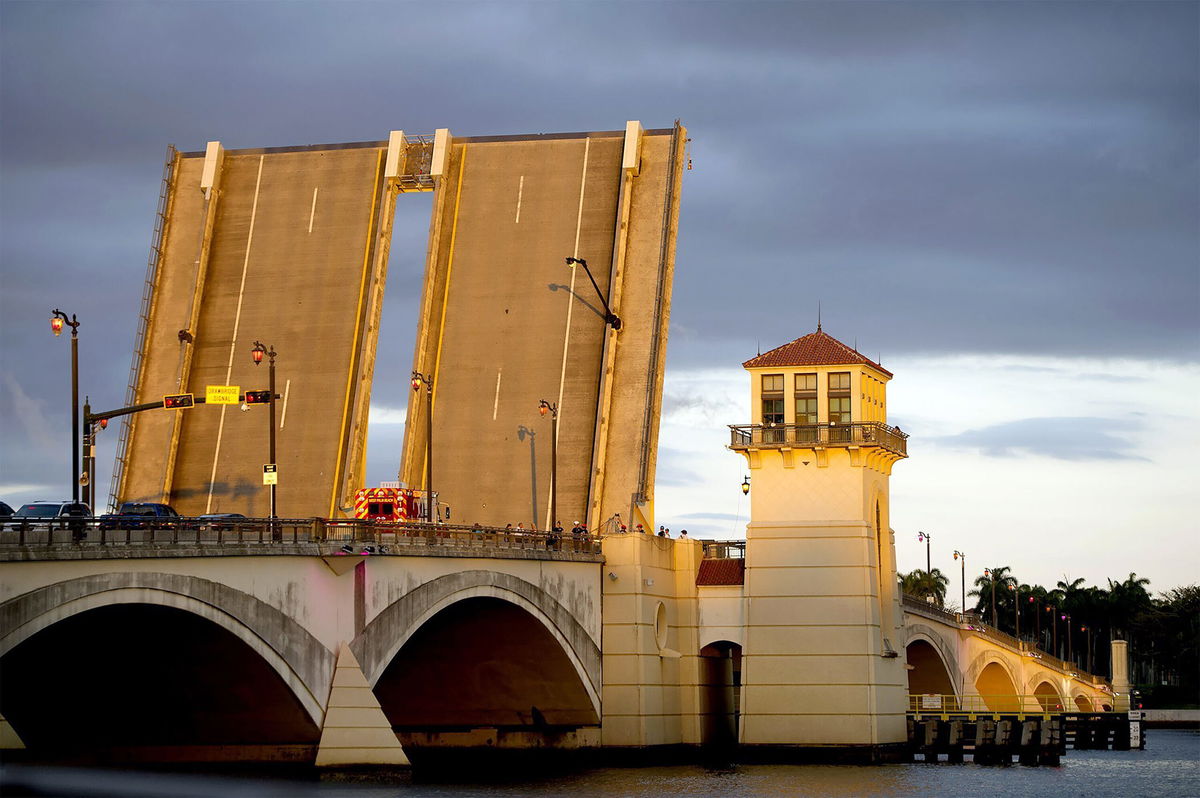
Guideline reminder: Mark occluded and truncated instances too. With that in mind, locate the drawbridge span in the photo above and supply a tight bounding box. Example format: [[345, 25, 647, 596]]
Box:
[[112, 123, 686, 532]]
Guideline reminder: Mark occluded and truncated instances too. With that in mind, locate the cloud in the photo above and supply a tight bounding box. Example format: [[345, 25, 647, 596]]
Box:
[[678, 511, 742, 521], [368, 405, 408, 425], [931, 416, 1146, 461]]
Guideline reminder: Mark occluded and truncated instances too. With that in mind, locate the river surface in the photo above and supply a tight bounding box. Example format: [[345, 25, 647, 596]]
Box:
[[3, 729, 1197, 797]]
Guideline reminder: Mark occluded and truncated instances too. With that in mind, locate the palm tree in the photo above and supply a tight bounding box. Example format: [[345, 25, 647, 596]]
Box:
[[901, 568, 949, 607], [969, 565, 1014, 630]]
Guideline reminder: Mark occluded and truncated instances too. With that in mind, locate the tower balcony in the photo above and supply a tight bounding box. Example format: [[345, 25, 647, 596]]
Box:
[[728, 422, 908, 458]]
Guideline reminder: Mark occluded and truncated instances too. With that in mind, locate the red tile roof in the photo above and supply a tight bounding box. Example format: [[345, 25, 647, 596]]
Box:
[[696, 558, 745, 586], [742, 328, 892, 377]]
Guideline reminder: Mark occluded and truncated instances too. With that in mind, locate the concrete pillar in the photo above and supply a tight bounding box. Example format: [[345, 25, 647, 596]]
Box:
[[1110, 639, 1131, 712], [315, 644, 409, 767]]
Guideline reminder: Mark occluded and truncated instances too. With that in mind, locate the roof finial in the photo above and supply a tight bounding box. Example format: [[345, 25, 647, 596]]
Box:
[[817, 301, 822, 332], [756, 338, 761, 357]]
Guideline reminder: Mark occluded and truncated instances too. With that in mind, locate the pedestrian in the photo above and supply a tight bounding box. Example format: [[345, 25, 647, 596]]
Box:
[[680, 529, 688, 539], [658, 526, 666, 537], [635, 523, 645, 534]]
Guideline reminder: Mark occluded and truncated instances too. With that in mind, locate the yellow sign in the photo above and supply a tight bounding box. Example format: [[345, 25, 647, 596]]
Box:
[[206, 385, 241, 405], [263, 464, 278, 485]]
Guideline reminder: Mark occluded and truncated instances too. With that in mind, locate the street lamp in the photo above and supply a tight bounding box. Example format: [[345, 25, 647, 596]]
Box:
[[564, 257, 621, 329], [1061, 612, 1073, 666], [953, 550, 966, 614], [917, 531, 932, 575], [81, 398, 107, 513], [984, 568, 998, 628], [411, 371, 434, 524], [539, 400, 558, 532], [1081, 624, 1094, 674], [741, 475, 750, 495], [1048, 605, 1058, 658], [251, 341, 278, 520], [50, 309, 82, 505], [1008, 582, 1021, 641]]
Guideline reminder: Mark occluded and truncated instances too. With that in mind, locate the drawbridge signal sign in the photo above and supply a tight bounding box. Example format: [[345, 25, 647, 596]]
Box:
[[206, 385, 240, 405]]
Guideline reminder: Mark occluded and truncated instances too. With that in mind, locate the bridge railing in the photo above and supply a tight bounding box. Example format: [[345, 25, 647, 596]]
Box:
[[908, 693, 1095, 719], [0, 517, 602, 556], [728, 422, 908, 456]]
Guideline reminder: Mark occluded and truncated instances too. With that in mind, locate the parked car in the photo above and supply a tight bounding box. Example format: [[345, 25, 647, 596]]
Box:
[[9, 501, 92, 536], [98, 502, 183, 531], [0, 501, 13, 521]]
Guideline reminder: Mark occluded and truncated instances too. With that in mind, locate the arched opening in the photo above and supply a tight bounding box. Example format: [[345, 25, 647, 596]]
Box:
[[906, 639, 957, 709], [0, 604, 319, 760], [1034, 680, 1065, 711], [1074, 694, 1094, 711], [1101, 703, 1113, 712], [975, 661, 1020, 712], [374, 597, 598, 750], [699, 641, 742, 748]]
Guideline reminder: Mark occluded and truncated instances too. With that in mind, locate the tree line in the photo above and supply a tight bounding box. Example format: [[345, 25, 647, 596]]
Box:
[[899, 568, 1198, 708]]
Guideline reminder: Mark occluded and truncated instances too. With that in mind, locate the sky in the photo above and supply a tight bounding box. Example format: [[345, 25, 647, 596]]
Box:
[[1, 1, 1196, 599]]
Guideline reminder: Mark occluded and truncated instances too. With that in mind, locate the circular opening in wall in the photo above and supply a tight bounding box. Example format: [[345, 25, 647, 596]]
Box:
[[654, 601, 668, 649]]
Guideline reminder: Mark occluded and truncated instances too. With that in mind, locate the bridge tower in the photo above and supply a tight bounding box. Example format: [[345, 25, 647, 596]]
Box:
[[730, 326, 910, 756]]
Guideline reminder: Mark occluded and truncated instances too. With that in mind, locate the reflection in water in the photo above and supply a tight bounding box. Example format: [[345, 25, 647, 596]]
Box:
[[2, 730, 1197, 798]]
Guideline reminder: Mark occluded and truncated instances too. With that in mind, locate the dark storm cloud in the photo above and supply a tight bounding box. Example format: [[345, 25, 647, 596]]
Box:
[[932, 416, 1146, 460], [1, 1, 1196, 501]]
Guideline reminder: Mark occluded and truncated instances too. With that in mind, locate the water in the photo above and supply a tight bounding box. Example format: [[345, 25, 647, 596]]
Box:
[[3, 730, 1198, 797]]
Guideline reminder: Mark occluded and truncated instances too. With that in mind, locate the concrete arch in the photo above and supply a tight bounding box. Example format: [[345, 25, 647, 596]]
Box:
[[1032, 678, 1066, 712], [351, 570, 601, 715], [1073, 692, 1095, 711], [0, 572, 333, 726], [964, 648, 1019, 690], [904, 623, 962, 696]]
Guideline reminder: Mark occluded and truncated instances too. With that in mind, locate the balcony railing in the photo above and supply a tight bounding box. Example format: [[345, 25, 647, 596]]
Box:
[[729, 422, 908, 456], [702, 540, 746, 560]]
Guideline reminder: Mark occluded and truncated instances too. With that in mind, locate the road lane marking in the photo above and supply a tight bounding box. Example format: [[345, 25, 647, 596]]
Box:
[[547, 137, 590, 529], [515, 175, 524, 223], [207, 155, 265, 513], [280, 378, 292, 429], [330, 149, 384, 517], [493, 369, 502, 421], [308, 187, 318, 233]]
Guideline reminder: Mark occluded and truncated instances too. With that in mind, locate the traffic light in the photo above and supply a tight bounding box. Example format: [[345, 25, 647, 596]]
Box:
[[245, 390, 271, 404], [163, 393, 194, 409]]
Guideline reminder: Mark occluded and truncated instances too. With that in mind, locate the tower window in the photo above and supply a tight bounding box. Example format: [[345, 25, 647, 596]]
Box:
[[762, 374, 784, 441], [828, 372, 852, 434], [794, 373, 818, 440]]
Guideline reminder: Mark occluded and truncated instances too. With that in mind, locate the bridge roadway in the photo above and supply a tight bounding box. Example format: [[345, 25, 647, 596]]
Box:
[[0, 531, 1116, 766], [114, 123, 686, 535]]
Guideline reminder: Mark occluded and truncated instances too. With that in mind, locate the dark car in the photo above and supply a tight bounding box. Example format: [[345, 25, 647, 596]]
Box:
[[197, 513, 246, 532], [9, 501, 92, 536], [98, 502, 183, 531], [0, 501, 13, 520]]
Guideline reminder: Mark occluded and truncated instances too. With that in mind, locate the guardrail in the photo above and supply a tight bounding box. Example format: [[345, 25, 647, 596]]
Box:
[[702, 540, 746, 560], [909, 694, 1097, 718], [0, 518, 602, 556], [728, 422, 908, 456]]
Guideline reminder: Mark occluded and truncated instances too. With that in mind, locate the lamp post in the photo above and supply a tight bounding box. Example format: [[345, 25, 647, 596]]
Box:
[[1049, 606, 1058, 658], [953, 550, 966, 614], [539, 400, 558, 532], [564, 257, 621, 329], [81, 398, 107, 514], [251, 341, 278, 520], [1008, 583, 1021, 641], [50, 310, 81, 504], [917, 531, 931, 575], [411, 371, 434, 524], [984, 568, 997, 628], [1081, 624, 1094, 673], [1061, 612, 1073, 665]]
